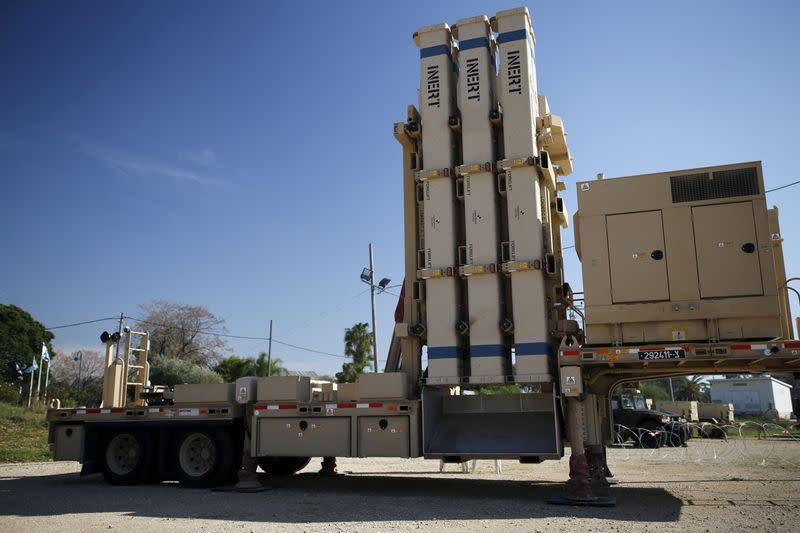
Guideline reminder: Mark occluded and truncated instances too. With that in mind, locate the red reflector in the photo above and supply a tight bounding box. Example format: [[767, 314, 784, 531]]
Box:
[[252, 405, 267, 411], [338, 403, 356, 409], [87, 409, 100, 414], [730, 344, 750, 350], [200, 408, 207, 415], [278, 404, 296, 410], [368, 402, 383, 408], [387, 405, 397, 411], [562, 350, 579, 357], [784, 342, 800, 349], [110, 408, 125, 414]]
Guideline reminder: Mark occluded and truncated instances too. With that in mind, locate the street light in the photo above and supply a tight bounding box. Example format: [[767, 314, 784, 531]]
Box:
[[359, 243, 391, 373], [74, 350, 83, 403]]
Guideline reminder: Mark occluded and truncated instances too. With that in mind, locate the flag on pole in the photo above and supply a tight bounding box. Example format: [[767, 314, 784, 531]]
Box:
[[25, 360, 38, 373], [41, 344, 50, 363]]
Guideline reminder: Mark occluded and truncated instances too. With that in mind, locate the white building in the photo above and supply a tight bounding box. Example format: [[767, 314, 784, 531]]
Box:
[[709, 377, 794, 419]]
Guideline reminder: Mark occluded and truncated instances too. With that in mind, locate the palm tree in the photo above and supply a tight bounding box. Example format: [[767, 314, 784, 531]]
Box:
[[254, 351, 285, 377], [675, 375, 710, 401], [344, 322, 374, 370], [336, 322, 374, 383]]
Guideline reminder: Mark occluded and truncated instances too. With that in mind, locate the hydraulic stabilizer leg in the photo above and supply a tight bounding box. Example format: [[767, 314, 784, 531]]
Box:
[[319, 456, 338, 476], [586, 444, 617, 487], [232, 417, 263, 492], [549, 398, 616, 506]]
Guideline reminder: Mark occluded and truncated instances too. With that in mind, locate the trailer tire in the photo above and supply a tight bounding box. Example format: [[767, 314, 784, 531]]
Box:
[[175, 430, 234, 488], [101, 431, 155, 485], [257, 456, 311, 476]]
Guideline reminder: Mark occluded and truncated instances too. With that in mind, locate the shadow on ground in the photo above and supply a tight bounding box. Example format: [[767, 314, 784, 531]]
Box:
[[0, 470, 685, 523]]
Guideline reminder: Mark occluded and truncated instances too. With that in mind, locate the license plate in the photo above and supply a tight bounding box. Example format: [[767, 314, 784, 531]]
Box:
[[638, 348, 686, 361]]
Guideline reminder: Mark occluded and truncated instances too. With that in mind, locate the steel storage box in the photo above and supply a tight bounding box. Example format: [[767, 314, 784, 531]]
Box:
[[256, 376, 311, 402], [358, 416, 410, 457], [574, 161, 784, 345], [357, 372, 409, 400], [174, 383, 235, 404], [256, 417, 351, 456], [52, 424, 85, 461]]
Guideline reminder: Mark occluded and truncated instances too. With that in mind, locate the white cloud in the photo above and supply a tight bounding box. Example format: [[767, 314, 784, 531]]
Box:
[[184, 148, 216, 167], [71, 137, 225, 186]]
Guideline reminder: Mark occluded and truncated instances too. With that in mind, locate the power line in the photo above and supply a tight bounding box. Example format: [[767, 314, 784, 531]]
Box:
[[767, 179, 800, 193], [270, 339, 349, 359], [278, 287, 371, 339], [124, 315, 351, 359], [45, 317, 118, 330]]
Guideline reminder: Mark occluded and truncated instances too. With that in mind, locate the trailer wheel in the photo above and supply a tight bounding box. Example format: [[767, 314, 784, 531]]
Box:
[[257, 456, 311, 476], [176, 430, 234, 488], [101, 431, 154, 484]]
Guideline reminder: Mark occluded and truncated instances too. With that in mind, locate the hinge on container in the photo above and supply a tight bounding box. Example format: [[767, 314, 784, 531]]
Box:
[[459, 263, 499, 277], [537, 150, 557, 191], [455, 177, 465, 200], [416, 167, 454, 182], [502, 259, 542, 273], [497, 172, 508, 195], [417, 266, 456, 280], [497, 155, 538, 171], [455, 161, 495, 176]]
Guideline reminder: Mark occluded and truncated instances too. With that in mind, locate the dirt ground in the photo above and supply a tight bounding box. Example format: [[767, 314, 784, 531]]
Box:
[[1, 441, 799, 532]]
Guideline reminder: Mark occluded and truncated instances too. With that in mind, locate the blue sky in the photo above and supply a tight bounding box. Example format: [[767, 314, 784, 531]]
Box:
[[2, 1, 799, 375]]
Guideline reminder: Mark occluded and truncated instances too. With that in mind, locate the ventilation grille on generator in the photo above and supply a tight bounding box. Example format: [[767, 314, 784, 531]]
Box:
[[670, 166, 759, 203]]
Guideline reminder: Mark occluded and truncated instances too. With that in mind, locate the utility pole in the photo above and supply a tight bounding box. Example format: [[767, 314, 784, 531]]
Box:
[[114, 312, 124, 362], [75, 350, 84, 403], [27, 356, 36, 408], [266, 320, 273, 377], [43, 357, 51, 404], [35, 349, 43, 402], [369, 243, 378, 372]]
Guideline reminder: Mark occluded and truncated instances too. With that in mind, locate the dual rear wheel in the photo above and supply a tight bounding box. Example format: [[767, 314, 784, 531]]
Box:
[[100, 429, 236, 487]]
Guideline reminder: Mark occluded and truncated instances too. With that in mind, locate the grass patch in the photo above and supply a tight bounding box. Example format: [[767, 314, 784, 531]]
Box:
[[0, 401, 52, 463]]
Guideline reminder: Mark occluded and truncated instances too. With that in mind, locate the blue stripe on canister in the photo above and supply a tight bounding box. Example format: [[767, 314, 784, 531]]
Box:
[[514, 342, 550, 356], [470, 344, 506, 357], [428, 346, 460, 359], [458, 37, 489, 51], [497, 29, 529, 44], [420, 44, 451, 59]]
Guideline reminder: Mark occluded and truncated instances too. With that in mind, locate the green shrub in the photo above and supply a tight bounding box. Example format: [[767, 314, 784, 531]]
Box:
[[0, 382, 22, 404], [149, 354, 223, 387]]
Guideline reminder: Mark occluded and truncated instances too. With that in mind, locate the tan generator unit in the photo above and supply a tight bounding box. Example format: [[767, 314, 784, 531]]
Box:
[[575, 161, 785, 345]]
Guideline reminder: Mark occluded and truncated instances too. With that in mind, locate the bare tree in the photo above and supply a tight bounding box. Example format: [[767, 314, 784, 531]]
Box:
[[136, 300, 229, 368], [50, 350, 105, 384]]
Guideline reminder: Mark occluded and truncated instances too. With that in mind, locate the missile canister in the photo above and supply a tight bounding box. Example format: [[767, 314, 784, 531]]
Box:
[[414, 24, 461, 384], [494, 7, 552, 382], [453, 16, 507, 383]]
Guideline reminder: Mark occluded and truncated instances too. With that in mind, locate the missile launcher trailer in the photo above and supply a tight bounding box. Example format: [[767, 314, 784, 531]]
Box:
[[46, 6, 800, 505]]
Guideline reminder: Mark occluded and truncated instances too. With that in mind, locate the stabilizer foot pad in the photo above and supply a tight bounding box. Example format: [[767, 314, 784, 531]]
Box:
[[212, 484, 273, 493], [547, 495, 616, 507]]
